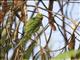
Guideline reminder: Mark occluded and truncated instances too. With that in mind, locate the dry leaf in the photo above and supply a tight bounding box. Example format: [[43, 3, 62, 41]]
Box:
[[68, 33, 75, 50], [2, 0, 9, 12], [49, 21, 56, 31], [0, 10, 4, 24], [14, 0, 23, 7]]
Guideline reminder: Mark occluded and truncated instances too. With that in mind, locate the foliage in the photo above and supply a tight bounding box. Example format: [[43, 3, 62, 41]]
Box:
[[52, 50, 80, 60], [0, 0, 80, 60]]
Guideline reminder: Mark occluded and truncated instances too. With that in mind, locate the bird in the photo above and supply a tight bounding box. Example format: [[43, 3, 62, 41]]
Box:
[[11, 13, 43, 60]]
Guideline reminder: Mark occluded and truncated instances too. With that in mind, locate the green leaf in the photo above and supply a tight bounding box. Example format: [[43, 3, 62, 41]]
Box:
[[1, 28, 7, 39], [51, 50, 80, 60], [23, 41, 36, 59]]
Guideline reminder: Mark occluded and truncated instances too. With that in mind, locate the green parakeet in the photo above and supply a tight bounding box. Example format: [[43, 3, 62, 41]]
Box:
[[18, 13, 43, 45], [25, 13, 43, 35], [11, 13, 43, 60]]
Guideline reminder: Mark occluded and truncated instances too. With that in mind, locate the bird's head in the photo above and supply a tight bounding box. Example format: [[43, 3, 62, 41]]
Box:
[[36, 13, 43, 21]]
